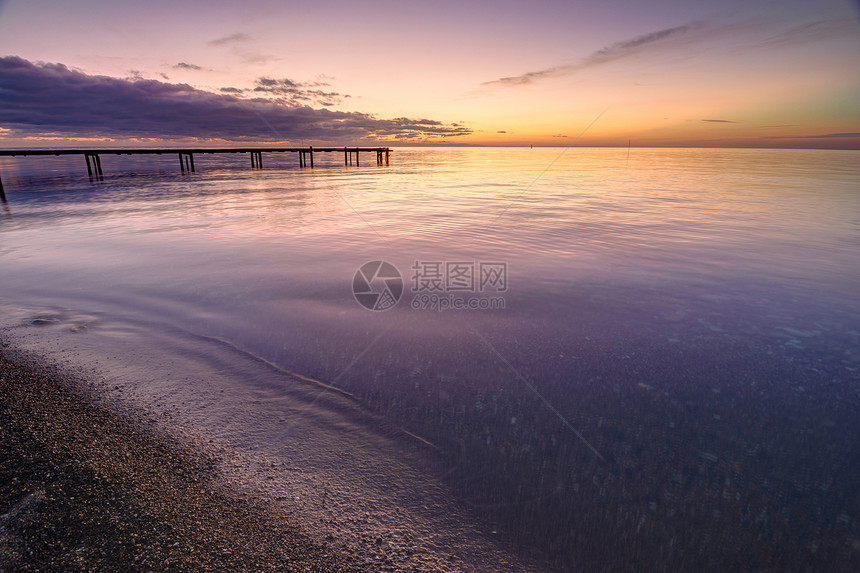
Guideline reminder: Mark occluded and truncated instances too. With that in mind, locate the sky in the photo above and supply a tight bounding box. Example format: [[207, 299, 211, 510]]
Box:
[[0, 0, 858, 148]]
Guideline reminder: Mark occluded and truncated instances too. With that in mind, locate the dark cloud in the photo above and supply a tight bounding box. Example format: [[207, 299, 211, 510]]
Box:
[[0, 57, 470, 142], [220, 87, 244, 94], [174, 62, 202, 71], [208, 33, 251, 47], [484, 24, 694, 86], [702, 119, 737, 123], [497, 130, 507, 133], [257, 77, 299, 89]]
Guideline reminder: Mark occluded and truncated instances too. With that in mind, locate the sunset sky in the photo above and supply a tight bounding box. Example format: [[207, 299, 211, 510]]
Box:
[[1, 0, 858, 147]]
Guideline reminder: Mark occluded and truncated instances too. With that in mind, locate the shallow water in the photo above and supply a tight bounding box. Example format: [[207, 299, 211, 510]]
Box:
[[1, 147, 859, 570]]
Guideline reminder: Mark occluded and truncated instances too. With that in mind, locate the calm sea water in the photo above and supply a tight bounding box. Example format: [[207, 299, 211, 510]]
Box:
[[1, 147, 859, 570]]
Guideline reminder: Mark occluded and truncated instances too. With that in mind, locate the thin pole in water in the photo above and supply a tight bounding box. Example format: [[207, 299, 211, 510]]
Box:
[[626, 139, 631, 167]]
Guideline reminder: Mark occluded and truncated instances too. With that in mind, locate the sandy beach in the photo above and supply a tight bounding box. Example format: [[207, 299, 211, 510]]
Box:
[[0, 341, 363, 572]]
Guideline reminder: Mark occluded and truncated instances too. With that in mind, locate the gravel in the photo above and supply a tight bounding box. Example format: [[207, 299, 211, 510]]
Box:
[[0, 346, 365, 572]]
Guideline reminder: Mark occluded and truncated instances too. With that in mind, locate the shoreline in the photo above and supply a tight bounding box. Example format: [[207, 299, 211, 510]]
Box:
[[0, 319, 548, 573], [0, 343, 362, 572]]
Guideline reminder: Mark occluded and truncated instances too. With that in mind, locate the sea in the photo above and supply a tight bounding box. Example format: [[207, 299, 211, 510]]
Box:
[[1, 147, 859, 571]]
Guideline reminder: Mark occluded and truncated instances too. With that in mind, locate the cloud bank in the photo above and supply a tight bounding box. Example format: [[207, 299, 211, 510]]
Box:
[[0, 57, 470, 142]]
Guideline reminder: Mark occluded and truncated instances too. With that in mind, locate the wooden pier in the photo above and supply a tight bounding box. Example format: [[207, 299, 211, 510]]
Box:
[[0, 146, 391, 196]]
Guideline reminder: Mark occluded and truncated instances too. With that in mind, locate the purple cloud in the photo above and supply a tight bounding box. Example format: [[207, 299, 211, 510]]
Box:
[[251, 77, 349, 107], [0, 57, 470, 142]]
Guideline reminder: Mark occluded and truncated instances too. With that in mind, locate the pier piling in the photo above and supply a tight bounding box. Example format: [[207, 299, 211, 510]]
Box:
[[84, 153, 103, 180]]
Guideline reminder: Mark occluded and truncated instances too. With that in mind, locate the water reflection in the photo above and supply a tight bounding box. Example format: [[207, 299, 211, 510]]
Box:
[[1, 147, 859, 570], [1, 193, 10, 220]]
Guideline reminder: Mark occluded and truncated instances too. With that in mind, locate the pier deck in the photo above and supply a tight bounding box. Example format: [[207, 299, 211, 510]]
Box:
[[0, 146, 391, 198]]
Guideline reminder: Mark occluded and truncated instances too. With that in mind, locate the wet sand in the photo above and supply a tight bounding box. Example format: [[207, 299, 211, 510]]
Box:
[[0, 344, 362, 572]]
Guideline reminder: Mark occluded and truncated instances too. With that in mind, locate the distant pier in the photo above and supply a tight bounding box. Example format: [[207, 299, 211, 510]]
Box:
[[0, 146, 391, 195]]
